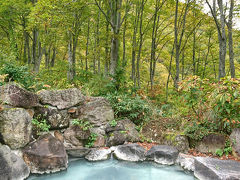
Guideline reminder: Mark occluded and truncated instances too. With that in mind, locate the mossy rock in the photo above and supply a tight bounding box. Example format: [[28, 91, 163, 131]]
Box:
[[162, 132, 189, 152]]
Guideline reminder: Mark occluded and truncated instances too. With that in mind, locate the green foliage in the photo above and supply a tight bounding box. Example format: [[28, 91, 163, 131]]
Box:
[[109, 119, 117, 127], [215, 140, 232, 157], [72, 119, 92, 131], [32, 118, 50, 135], [184, 121, 212, 141], [0, 61, 43, 91], [106, 92, 152, 125], [85, 133, 98, 148], [215, 149, 223, 157], [179, 76, 240, 140]]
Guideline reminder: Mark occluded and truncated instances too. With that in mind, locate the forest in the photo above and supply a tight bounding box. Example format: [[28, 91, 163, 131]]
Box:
[[1, 0, 240, 157]]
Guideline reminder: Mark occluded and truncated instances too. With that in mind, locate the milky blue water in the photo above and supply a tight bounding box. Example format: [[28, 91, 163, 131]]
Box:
[[28, 158, 194, 180]]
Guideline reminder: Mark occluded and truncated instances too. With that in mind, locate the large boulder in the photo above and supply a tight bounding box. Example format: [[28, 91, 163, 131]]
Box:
[[106, 119, 140, 147], [145, 145, 179, 165], [0, 145, 30, 180], [37, 88, 84, 110], [113, 144, 146, 162], [194, 157, 240, 180], [0, 108, 32, 149], [77, 97, 114, 136], [195, 134, 225, 154], [162, 133, 189, 152], [85, 148, 111, 161], [106, 131, 127, 147], [63, 125, 91, 148], [230, 128, 240, 157], [0, 83, 39, 109], [66, 147, 90, 158], [34, 106, 70, 129], [22, 134, 68, 174]]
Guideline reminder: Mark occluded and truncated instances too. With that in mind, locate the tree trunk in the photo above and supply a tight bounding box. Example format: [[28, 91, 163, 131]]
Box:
[[227, 0, 235, 78], [85, 19, 90, 71], [51, 47, 56, 67]]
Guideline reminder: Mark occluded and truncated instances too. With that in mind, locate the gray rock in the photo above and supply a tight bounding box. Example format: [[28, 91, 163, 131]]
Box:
[[34, 106, 70, 129], [120, 119, 140, 142], [66, 147, 90, 158], [194, 157, 240, 180], [78, 97, 114, 136], [176, 153, 195, 171], [93, 135, 106, 148], [105, 122, 125, 134], [85, 148, 111, 161], [107, 131, 127, 147], [0, 83, 39, 109], [0, 145, 30, 180], [113, 144, 146, 162], [0, 108, 32, 149], [145, 145, 179, 165], [63, 125, 91, 148], [195, 134, 225, 154], [23, 134, 68, 174], [37, 88, 84, 110], [230, 128, 240, 157], [162, 133, 189, 152], [106, 119, 140, 146]]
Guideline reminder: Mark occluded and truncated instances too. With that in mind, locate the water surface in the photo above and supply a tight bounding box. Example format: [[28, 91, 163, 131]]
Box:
[[28, 158, 194, 180]]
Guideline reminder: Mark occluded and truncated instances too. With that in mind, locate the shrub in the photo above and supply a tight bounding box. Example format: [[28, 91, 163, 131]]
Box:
[[0, 62, 43, 91], [106, 92, 152, 125], [179, 76, 240, 140]]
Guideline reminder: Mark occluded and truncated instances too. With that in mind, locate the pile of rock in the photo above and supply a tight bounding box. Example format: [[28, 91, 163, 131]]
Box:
[[0, 83, 140, 178]]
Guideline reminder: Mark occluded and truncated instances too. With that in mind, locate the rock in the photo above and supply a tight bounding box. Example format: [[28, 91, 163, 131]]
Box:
[[93, 135, 106, 148], [34, 106, 70, 129], [113, 144, 146, 162], [37, 88, 84, 110], [145, 145, 179, 165], [22, 134, 68, 174], [176, 153, 195, 171], [0, 108, 32, 149], [85, 148, 111, 161], [230, 128, 240, 157], [106, 119, 140, 146], [63, 125, 91, 148], [195, 134, 225, 154], [66, 147, 90, 158], [105, 122, 125, 133], [0, 83, 39, 109], [194, 157, 240, 180], [54, 131, 64, 143], [0, 145, 30, 180], [107, 131, 127, 147], [120, 119, 140, 142], [162, 133, 189, 152], [77, 97, 114, 136]]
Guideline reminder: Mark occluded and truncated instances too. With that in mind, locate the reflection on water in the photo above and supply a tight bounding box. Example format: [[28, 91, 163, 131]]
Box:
[[28, 158, 194, 180]]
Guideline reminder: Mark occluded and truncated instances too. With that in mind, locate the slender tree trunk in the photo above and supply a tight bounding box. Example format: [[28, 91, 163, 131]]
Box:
[[122, 17, 127, 68], [136, 0, 145, 88], [131, 3, 139, 86], [33, 41, 42, 73], [67, 33, 75, 81], [51, 47, 56, 67], [227, 0, 235, 78], [105, 14, 110, 75], [85, 19, 90, 71]]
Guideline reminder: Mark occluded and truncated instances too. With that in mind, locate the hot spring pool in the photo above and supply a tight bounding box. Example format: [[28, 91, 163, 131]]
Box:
[[28, 158, 194, 180]]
